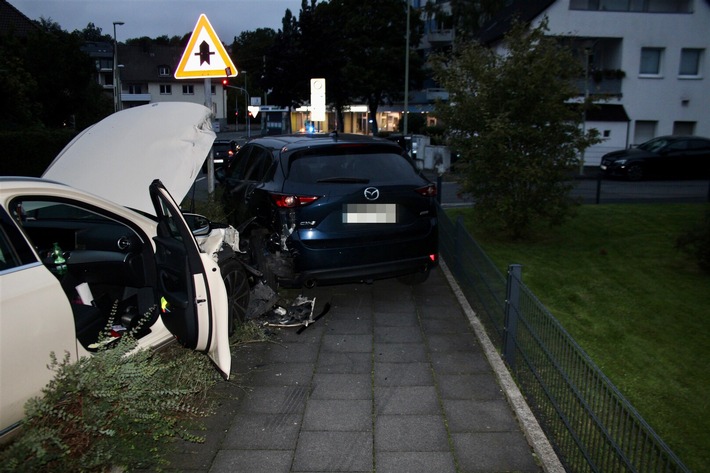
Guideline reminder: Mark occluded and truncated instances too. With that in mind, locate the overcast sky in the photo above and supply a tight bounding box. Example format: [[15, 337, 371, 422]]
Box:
[[11, 0, 304, 41]]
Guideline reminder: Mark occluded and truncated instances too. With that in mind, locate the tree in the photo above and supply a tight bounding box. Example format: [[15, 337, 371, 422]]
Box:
[[432, 19, 599, 239]]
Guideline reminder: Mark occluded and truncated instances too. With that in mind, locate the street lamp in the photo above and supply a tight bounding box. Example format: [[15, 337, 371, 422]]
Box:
[[223, 83, 250, 138], [243, 71, 250, 138], [112, 21, 124, 113]]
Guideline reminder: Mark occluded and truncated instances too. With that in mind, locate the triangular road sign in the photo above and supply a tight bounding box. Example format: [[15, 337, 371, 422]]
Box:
[[175, 14, 238, 79]]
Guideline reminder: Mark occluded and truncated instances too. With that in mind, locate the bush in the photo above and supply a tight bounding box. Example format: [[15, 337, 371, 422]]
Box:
[[0, 311, 220, 472], [676, 210, 710, 273]]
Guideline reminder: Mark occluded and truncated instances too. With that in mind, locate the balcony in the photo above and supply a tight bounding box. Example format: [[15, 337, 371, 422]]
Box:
[[120, 93, 152, 103], [576, 70, 624, 97], [427, 29, 454, 46]]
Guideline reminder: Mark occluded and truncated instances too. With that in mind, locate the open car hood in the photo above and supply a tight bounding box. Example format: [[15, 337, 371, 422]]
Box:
[[43, 102, 215, 215]]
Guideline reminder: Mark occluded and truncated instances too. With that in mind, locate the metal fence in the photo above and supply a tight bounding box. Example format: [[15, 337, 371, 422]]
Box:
[[438, 207, 691, 473], [572, 174, 710, 204]]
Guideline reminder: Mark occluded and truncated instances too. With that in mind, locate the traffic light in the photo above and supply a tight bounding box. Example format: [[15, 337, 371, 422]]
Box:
[[222, 79, 228, 86]]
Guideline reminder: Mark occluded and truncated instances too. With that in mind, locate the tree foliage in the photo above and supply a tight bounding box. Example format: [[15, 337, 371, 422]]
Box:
[[253, 0, 424, 132], [432, 19, 599, 239], [0, 19, 112, 131]]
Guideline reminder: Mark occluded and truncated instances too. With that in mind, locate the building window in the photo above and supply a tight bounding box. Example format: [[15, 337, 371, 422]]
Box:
[[158, 66, 171, 76], [128, 84, 142, 94], [634, 120, 657, 145], [211, 85, 216, 95], [160, 84, 172, 95], [673, 121, 695, 135], [639, 47, 663, 75], [679, 48, 702, 77], [570, 0, 691, 12], [182, 84, 194, 95]]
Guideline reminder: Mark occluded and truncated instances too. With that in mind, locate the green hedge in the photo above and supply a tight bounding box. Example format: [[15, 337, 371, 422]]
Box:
[[0, 129, 77, 177]]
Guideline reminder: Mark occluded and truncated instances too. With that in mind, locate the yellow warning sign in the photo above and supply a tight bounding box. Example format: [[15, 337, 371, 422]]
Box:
[[175, 14, 238, 79]]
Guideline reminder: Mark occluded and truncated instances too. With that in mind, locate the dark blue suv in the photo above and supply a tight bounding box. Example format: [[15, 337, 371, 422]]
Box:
[[217, 133, 438, 288]]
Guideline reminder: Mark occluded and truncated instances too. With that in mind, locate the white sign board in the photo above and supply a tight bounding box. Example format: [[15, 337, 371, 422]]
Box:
[[310, 78, 326, 122]]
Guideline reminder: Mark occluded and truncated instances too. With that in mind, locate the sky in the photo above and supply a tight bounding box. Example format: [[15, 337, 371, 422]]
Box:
[[10, 0, 305, 41]]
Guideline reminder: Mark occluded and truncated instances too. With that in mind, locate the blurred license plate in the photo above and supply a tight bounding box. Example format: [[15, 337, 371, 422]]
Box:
[[343, 203, 397, 223]]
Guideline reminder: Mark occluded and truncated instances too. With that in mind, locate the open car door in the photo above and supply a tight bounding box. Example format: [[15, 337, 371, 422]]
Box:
[[149, 179, 231, 378]]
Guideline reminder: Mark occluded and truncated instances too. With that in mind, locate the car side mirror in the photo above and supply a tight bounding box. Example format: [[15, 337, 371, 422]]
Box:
[[183, 213, 211, 236]]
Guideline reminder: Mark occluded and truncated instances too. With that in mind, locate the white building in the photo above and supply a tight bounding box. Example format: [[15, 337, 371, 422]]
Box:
[[475, 0, 710, 165]]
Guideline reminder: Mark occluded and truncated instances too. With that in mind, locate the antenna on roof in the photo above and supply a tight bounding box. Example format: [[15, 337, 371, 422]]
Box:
[[329, 130, 339, 141]]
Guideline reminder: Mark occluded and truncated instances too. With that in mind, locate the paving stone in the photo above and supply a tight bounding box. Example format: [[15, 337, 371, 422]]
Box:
[[375, 386, 440, 415], [374, 362, 434, 386], [222, 413, 301, 450], [292, 431, 372, 472], [452, 432, 542, 472], [437, 373, 506, 401], [310, 373, 372, 400], [443, 399, 521, 433], [210, 450, 293, 473], [375, 415, 450, 452], [376, 451, 457, 473], [374, 342, 427, 363], [316, 351, 372, 374], [302, 399, 372, 431]]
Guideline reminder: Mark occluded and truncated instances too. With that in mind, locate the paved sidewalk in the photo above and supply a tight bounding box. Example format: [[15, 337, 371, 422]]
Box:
[[165, 268, 543, 472]]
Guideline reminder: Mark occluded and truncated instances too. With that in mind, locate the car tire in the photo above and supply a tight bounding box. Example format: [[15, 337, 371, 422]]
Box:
[[626, 164, 644, 181], [397, 268, 430, 285], [220, 257, 250, 335], [249, 231, 278, 290]]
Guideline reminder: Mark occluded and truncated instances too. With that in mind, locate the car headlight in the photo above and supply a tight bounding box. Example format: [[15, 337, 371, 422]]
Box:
[[615, 159, 627, 166]]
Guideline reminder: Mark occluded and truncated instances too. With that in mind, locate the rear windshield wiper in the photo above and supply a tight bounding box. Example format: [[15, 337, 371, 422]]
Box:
[[316, 177, 370, 184]]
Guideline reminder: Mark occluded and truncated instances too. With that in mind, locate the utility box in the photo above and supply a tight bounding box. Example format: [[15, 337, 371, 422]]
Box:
[[261, 107, 291, 136], [424, 145, 451, 173]]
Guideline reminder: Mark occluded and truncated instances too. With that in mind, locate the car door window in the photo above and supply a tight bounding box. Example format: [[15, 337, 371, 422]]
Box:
[[243, 146, 273, 182]]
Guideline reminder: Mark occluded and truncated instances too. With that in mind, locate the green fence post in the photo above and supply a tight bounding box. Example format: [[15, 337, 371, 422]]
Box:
[[503, 264, 522, 371]]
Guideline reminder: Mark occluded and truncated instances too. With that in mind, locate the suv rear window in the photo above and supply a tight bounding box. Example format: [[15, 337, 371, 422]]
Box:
[[287, 148, 415, 184]]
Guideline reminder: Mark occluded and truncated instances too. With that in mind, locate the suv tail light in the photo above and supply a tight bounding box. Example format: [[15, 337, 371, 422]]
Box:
[[415, 184, 437, 197], [270, 193, 321, 208]]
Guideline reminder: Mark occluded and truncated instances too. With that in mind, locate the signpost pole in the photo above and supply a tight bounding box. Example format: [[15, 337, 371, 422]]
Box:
[[205, 78, 214, 194]]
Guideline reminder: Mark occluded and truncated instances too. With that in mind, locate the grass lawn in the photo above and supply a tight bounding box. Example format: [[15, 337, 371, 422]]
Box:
[[447, 203, 709, 472]]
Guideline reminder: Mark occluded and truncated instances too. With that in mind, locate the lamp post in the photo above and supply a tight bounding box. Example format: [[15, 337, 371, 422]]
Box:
[[224, 84, 250, 138], [403, 0, 410, 135], [112, 21, 124, 113], [243, 71, 250, 138]]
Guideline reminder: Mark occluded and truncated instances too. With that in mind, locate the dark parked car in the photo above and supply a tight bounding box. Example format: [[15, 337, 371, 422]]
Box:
[[600, 135, 710, 181], [217, 133, 438, 288], [206, 139, 239, 171]]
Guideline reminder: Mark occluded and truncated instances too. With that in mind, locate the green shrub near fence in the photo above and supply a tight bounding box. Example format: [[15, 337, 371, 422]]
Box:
[[0, 128, 76, 177], [447, 203, 709, 473]]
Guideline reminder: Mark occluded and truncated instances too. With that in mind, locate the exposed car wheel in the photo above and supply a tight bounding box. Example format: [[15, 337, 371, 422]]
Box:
[[249, 231, 278, 290], [626, 164, 644, 181], [220, 258, 250, 334], [397, 268, 431, 285]]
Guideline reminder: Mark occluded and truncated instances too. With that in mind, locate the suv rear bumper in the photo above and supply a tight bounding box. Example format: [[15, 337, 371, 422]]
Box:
[[281, 255, 437, 287]]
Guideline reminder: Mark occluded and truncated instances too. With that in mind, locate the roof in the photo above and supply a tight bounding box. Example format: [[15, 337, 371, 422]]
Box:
[[586, 104, 629, 122], [118, 44, 185, 82], [0, 0, 41, 38], [478, 0, 557, 44]]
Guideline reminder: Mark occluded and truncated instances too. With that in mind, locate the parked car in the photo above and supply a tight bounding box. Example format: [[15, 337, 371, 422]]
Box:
[[204, 139, 239, 172], [216, 132, 438, 288], [600, 135, 710, 181], [0, 102, 249, 439]]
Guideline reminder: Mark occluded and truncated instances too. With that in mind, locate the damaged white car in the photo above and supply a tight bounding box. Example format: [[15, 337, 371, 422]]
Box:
[[0, 102, 249, 439]]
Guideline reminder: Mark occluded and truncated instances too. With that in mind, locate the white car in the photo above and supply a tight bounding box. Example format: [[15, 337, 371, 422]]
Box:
[[0, 102, 244, 439]]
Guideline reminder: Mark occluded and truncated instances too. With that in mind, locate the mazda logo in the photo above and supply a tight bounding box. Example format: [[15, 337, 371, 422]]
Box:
[[364, 187, 380, 201]]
